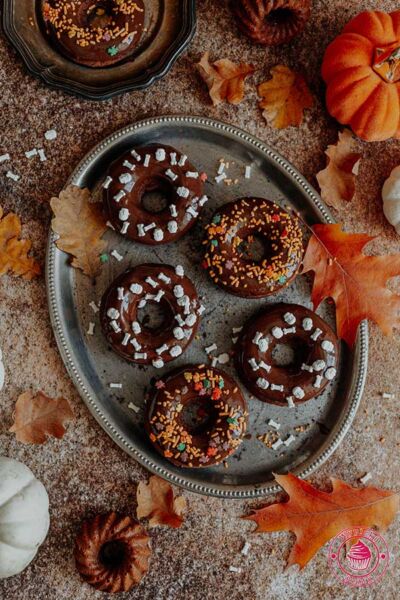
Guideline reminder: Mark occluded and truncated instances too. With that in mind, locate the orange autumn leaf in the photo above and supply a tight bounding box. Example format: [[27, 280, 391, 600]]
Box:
[[197, 51, 255, 106], [316, 129, 361, 210], [50, 185, 107, 278], [258, 65, 313, 129], [0, 206, 41, 279], [9, 391, 74, 444], [302, 223, 400, 347], [244, 473, 399, 568], [136, 475, 187, 528]]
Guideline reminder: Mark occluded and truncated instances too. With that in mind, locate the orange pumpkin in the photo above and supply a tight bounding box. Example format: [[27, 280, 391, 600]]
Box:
[[322, 10, 400, 142]]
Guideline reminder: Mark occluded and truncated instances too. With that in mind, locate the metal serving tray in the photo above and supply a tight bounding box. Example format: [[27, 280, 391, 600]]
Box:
[[46, 116, 368, 498]]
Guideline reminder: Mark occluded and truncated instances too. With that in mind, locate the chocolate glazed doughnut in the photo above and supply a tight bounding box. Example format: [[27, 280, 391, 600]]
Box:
[[41, 0, 145, 68], [203, 198, 304, 298], [145, 365, 248, 468], [100, 264, 204, 368], [235, 304, 339, 406], [103, 144, 208, 245], [232, 0, 311, 46]]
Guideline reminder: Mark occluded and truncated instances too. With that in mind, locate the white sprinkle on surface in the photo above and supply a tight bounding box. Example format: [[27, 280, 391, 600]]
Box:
[[0, 153, 10, 163], [217, 353, 230, 364], [359, 472, 372, 485], [283, 434, 296, 447], [267, 419, 281, 431], [89, 301, 99, 313], [25, 149, 38, 159], [109, 382, 122, 389], [128, 402, 140, 413], [87, 322, 95, 336], [229, 566, 241, 573], [6, 171, 20, 182], [272, 438, 284, 450], [205, 343, 217, 354], [245, 165, 252, 179], [45, 129, 57, 141], [111, 250, 123, 262], [241, 542, 251, 556], [38, 148, 47, 162]]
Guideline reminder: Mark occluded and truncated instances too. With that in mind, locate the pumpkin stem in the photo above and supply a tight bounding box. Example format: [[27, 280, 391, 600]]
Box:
[[373, 43, 400, 83]]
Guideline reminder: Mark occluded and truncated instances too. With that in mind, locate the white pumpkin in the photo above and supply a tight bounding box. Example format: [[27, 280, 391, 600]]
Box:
[[0, 457, 50, 579], [382, 166, 400, 234]]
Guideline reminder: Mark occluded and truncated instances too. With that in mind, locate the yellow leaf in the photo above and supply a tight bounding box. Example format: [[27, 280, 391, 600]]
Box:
[[9, 390, 74, 444], [258, 65, 313, 128], [316, 129, 361, 210], [50, 185, 107, 277], [0, 206, 41, 279], [136, 475, 187, 528], [197, 51, 255, 106]]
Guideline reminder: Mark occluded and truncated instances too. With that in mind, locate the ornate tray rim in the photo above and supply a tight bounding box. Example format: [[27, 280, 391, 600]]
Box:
[[2, 1, 196, 100], [45, 115, 369, 498]]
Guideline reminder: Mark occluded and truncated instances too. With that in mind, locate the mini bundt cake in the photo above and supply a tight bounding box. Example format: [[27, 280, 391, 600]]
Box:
[[232, 0, 311, 46], [74, 512, 151, 593]]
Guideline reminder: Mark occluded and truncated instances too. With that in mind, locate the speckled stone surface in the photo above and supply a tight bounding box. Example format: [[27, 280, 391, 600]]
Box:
[[0, 1, 399, 598]]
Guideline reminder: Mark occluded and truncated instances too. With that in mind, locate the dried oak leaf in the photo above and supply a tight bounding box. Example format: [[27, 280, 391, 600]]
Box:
[[302, 223, 400, 347], [258, 65, 313, 129], [316, 129, 361, 210], [50, 185, 107, 278], [0, 206, 41, 279], [9, 391, 74, 444], [244, 473, 399, 568], [197, 51, 255, 106], [136, 475, 187, 528]]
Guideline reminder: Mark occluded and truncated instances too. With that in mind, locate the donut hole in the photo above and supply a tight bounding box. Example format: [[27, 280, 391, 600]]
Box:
[[272, 339, 310, 371], [139, 176, 175, 214], [237, 233, 274, 263], [99, 540, 127, 569], [266, 8, 295, 26], [137, 299, 174, 333], [81, 1, 113, 28], [179, 397, 218, 436]]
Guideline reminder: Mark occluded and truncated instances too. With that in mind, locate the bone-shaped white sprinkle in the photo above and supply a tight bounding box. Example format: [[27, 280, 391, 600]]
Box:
[[122, 333, 130, 346], [283, 326, 296, 335], [110, 320, 121, 333], [113, 190, 126, 203], [272, 438, 283, 450], [131, 150, 141, 161], [117, 287, 124, 300], [137, 224, 146, 237], [311, 328, 323, 341], [259, 361, 271, 373], [158, 272, 171, 284], [286, 396, 295, 408], [170, 153, 177, 165], [131, 339, 142, 351], [271, 384, 284, 392], [206, 343, 218, 354], [123, 160, 135, 171], [156, 344, 169, 355], [144, 223, 156, 232], [283, 434, 296, 447], [301, 363, 314, 373], [143, 154, 151, 167], [253, 332, 263, 345], [178, 155, 187, 166], [313, 375, 323, 388], [103, 176, 113, 189], [199, 195, 208, 207], [121, 222, 129, 234], [166, 169, 178, 181], [134, 353, 147, 360], [248, 358, 259, 371]]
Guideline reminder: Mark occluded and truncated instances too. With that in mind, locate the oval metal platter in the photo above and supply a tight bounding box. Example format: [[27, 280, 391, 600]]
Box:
[[46, 116, 368, 498]]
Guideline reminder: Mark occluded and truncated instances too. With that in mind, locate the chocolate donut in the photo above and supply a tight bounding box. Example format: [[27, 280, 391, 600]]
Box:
[[145, 366, 248, 468], [203, 198, 304, 298], [234, 304, 339, 406], [103, 144, 207, 245], [41, 1, 145, 68], [232, 0, 311, 46], [100, 264, 204, 368]]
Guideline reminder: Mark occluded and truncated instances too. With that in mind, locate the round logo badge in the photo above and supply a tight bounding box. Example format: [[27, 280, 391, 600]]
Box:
[[328, 527, 389, 588]]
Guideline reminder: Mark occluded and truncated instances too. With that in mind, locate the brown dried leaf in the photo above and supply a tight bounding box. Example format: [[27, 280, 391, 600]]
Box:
[[9, 391, 74, 444], [0, 206, 41, 279], [316, 129, 361, 210], [50, 185, 107, 277], [197, 51, 255, 106], [136, 475, 187, 528], [244, 473, 399, 568], [258, 65, 314, 129]]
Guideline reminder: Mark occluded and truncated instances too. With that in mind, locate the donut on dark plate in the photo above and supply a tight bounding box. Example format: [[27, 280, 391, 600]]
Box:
[[41, 0, 145, 68], [100, 264, 204, 368], [145, 366, 248, 468], [203, 198, 304, 298], [103, 144, 208, 245], [234, 304, 339, 406], [232, 0, 311, 46]]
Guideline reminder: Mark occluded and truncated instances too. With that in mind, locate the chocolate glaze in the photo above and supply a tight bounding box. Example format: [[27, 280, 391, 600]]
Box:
[[145, 365, 248, 468], [234, 303, 339, 405], [41, 0, 145, 68], [100, 264, 203, 367], [103, 144, 207, 245], [203, 198, 304, 298]]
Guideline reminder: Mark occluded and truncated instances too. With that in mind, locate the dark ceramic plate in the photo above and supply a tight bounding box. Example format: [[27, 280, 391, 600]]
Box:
[[2, 0, 196, 100]]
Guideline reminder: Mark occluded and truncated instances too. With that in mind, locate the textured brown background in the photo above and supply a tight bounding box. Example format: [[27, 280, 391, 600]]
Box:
[[0, 0, 399, 598]]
